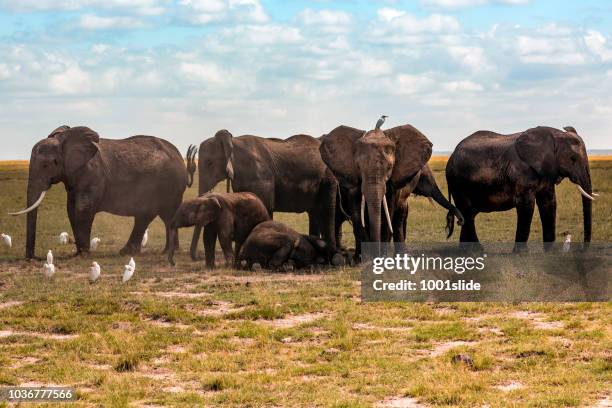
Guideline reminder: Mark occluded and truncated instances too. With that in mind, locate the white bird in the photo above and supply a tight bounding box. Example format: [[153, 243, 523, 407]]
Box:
[[47, 250, 53, 265], [1, 233, 12, 248], [59, 232, 69, 245], [90, 237, 101, 250], [128, 257, 135, 270], [141, 229, 149, 248], [122, 265, 134, 283], [43, 263, 55, 279], [563, 233, 572, 253], [89, 261, 101, 283]]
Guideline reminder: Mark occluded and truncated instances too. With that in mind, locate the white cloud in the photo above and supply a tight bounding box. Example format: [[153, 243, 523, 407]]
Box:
[[375, 8, 460, 34], [516, 35, 586, 65], [358, 57, 392, 77], [79, 14, 141, 30], [447, 45, 488, 71], [442, 80, 483, 92], [422, 0, 529, 8], [298, 9, 352, 33], [221, 24, 302, 45], [584, 30, 612, 62], [0, 0, 166, 15], [393, 74, 435, 94], [180, 0, 268, 25], [180, 62, 225, 83], [0, 63, 12, 80], [49, 64, 91, 94]]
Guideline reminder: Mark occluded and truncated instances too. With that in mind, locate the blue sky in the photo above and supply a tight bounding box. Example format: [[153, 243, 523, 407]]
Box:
[[0, 0, 611, 159]]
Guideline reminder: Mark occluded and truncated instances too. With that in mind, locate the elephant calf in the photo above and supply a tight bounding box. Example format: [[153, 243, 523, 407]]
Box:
[[168, 192, 269, 268], [238, 220, 345, 270]]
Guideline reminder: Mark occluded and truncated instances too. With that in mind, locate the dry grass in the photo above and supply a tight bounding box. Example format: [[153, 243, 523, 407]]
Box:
[[0, 159, 610, 407]]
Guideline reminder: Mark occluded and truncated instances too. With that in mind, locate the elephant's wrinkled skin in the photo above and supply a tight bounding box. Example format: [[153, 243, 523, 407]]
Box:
[[321, 124, 460, 257], [168, 192, 269, 268], [191, 130, 338, 260], [238, 220, 343, 270], [446, 126, 593, 251], [14, 125, 196, 258]]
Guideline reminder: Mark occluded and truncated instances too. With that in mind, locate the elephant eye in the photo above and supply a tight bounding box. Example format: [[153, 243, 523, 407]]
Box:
[[570, 155, 578, 163], [53, 159, 59, 166]]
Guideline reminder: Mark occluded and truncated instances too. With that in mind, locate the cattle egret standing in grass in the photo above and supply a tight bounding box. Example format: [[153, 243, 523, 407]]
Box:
[[142, 229, 149, 248], [129, 257, 135, 270], [563, 232, 572, 253], [91, 237, 101, 250], [122, 264, 134, 283], [1, 233, 12, 248], [47, 250, 53, 265], [89, 261, 101, 283], [43, 263, 55, 278], [59, 232, 69, 245]]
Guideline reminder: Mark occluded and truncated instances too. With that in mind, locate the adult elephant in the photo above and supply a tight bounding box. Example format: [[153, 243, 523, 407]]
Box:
[[10, 125, 197, 258], [446, 126, 594, 251], [320, 124, 438, 256], [191, 129, 337, 260]]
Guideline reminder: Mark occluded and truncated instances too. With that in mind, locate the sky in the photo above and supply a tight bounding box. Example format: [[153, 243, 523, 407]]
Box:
[[0, 0, 611, 159]]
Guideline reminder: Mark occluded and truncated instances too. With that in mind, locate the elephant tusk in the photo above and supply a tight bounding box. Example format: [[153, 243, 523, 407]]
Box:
[[577, 185, 595, 201], [592, 192, 600, 197], [382, 195, 393, 234], [9, 190, 47, 215], [360, 194, 365, 227]]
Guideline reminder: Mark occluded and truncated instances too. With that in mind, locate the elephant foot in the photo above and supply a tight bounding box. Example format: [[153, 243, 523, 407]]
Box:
[[120, 245, 141, 256], [332, 253, 346, 267], [512, 242, 528, 254]]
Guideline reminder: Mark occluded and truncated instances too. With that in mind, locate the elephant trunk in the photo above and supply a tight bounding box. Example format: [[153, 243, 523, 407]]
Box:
[[363, 182, 384, 244], [168, 227, 178, 266]]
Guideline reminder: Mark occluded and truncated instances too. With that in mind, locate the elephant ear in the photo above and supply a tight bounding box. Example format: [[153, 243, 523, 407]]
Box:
[[563, 126, 577, 134], [515, 126, 558, 178], [385, 124, 433, 187], [59, 126, 100, 176], [319, 125, 363, 185], [195, 196, 222, 225], [48, 125, 70, 138], [214, 130, 234, 180]]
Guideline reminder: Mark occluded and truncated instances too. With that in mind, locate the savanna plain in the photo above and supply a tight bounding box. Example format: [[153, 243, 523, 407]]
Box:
[[0, 158, 610, 407]]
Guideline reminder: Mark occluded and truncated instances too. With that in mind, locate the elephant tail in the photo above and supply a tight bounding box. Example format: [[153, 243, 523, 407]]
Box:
[[445, 188, 455, 239], [185, 145, 198, 188]]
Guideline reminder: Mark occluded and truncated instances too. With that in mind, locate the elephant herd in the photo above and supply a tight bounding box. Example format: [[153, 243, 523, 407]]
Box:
[[11, 122, 594, 268]]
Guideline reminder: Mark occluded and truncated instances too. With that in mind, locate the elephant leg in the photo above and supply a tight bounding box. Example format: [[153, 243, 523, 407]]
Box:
[[513, 199, 535, 253], [160, 210, 178, 254], [121, 214, 155, 255], [217, 215, 234, 268], [350, 192, 367, 262], [308, 212, 320, 237], [190, 225, 202, 261], [233, 236, 246, 268], [536, 187, 556, 252], [459, 212, 479, 243], [66, 192, 78, 254], [334, 211, 345, 250], [203, 224, 218, 269], [270, 242, 293, 268], [317, 178, 337, 249], [392, 202, 408, 244], [73, 208, 95, 256]]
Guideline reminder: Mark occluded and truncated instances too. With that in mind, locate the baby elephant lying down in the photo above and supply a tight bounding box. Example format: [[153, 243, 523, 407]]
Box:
[[168, 192, 270, 268], [238, 220, 345, 270]]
